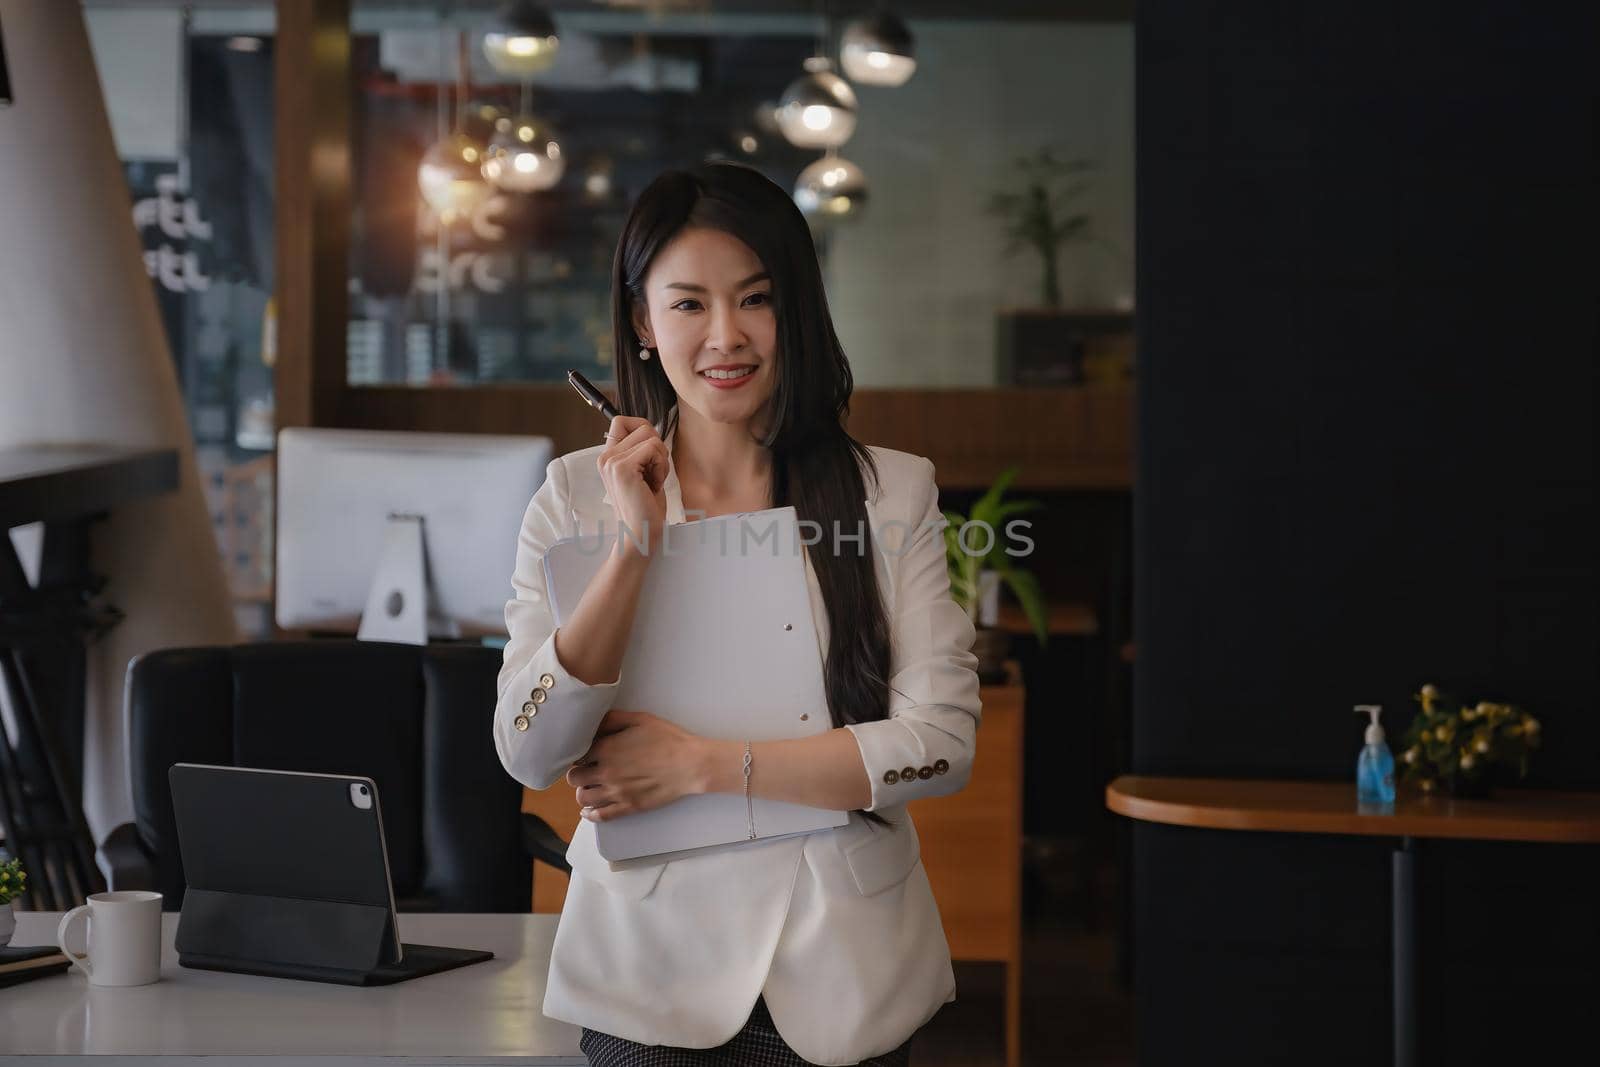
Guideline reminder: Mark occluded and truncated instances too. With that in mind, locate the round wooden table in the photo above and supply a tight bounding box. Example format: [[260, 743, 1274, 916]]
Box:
[[1106, 775, 1600, 1067]]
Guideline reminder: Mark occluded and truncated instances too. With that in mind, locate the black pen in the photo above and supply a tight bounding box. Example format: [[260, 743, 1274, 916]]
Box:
[[566, 369, 622, 422]]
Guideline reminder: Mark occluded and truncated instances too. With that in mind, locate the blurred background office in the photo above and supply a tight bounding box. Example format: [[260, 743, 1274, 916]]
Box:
[[3, 1, 1592, 1065], [7, 2, 1137, 1064], [69, 0, 1135, 637]]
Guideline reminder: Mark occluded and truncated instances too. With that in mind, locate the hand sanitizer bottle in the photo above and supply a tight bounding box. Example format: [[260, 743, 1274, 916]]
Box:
[[1355, 704, 1396, 808]]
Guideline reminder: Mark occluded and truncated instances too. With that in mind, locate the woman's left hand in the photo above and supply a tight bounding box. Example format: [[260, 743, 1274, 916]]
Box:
[[566, 710, 706, 821]]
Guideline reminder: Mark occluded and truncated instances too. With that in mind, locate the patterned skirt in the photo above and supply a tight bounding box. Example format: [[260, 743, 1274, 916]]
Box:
[[579, 994, 915, 1066]]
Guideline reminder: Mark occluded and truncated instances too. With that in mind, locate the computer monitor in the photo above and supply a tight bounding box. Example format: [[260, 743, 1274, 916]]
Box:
[[275, 428, 553, 641]]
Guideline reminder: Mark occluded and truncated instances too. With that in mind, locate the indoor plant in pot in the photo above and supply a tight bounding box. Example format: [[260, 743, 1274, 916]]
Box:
[[987, 147, 1094, 311], [988, 147, 1111, 385], [0, 855, 28, 946], [943, 465, 1049, 682], [1398, 683, 1542, 798]]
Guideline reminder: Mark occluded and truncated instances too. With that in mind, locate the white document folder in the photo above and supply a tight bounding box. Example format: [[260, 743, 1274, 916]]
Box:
[[542, 505, 848, 866]]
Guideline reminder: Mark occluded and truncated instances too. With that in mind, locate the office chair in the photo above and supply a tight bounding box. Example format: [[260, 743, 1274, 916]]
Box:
[[99, 640, 570, 912]]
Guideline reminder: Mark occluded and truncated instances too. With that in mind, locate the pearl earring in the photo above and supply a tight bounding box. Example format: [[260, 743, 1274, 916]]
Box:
[[638, 346, 652, 361]]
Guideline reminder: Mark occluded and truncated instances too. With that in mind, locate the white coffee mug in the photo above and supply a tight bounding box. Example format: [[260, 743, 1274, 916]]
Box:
[[55, 890, 164, 987]]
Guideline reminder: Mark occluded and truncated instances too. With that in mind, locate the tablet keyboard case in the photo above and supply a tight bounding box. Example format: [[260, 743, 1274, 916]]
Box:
[[170, 765, 492, 985]]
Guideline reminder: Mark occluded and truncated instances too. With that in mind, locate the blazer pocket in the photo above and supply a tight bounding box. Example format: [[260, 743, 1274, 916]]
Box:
[[565, 820, 668, 901], [841, 814, 921, 896]]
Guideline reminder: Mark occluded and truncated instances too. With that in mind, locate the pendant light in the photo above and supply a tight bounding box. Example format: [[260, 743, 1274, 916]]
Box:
[[794, 149, 868, 222], [775, 56, 858, 150], [840, 11, 916, 87], [482, 113, 564, 193], [419, 132, 492, 221], [480, 73, 564, 193], [419, 30, 490, 223], [482, 0, 560, 78]]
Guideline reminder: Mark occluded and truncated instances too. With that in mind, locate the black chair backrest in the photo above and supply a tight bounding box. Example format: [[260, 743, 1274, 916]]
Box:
[[125, 641, 528, 912]]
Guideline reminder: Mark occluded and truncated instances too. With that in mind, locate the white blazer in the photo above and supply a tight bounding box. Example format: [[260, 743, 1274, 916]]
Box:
[[493, 412, 983, 1066]]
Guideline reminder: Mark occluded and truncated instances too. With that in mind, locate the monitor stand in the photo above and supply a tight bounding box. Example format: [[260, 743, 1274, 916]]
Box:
[[356, 514, 459, 646]]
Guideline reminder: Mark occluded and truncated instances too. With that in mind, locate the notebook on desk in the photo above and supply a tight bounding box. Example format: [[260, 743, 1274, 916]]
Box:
[[0, 945, 71, 989], [543, 505, 848, 865]]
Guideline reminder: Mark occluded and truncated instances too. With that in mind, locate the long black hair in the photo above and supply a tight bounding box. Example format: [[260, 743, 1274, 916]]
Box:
[[611, 161, 893, 825]]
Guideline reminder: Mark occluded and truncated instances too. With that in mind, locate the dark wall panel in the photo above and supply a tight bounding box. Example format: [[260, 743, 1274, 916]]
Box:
[[1133, 2, 1597, 1062]]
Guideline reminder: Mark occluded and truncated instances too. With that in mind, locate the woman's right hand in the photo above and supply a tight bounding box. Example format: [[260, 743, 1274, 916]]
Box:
[[598, 415, 669, 560]]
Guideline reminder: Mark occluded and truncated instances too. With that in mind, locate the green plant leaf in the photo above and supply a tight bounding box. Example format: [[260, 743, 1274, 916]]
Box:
[[1001, 569, 1049, 647], [1052, 215, 1091, 242], [992, 499, 1042, 522], [973, 465, 1019, 516]]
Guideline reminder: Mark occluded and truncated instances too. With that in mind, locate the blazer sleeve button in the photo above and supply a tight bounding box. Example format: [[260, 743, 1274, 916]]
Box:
[[883, 769, 900, 785], [531, 688, 547, 704], [917, 766, 934, 780], [901, 766, 918, 782], [513, 715, 531, 732], [933, 758, 950, 774], [539, 673, 556, 689], [521, 701, 538, 716]]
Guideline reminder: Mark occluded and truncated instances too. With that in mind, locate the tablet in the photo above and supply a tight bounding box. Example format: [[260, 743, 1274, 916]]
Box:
[[168, 763, 492, 985]]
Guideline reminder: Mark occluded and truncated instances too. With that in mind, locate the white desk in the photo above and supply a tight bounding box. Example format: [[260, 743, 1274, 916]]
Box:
[[0, 912, 585, 1064]]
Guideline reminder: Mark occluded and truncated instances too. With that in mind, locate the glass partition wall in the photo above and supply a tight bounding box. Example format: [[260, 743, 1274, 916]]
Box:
[[346, 9, 821, 386], [80, 0, 1135, 635], [344, 4, 1135, 390], [86, 2, 277, 637]]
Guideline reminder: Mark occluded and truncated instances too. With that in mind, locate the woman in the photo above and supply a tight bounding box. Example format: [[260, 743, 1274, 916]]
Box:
[[493, 162, 982, 1067]]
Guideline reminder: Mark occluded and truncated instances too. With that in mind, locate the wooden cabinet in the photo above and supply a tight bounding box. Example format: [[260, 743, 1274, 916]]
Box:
[[521, 787, 576, 916], [910, 660, 1025, 1067]]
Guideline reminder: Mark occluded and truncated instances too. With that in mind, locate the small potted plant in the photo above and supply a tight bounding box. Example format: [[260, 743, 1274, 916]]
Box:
[[943, 465, 1049, 682], [1397, 683, 1542, 799], [987, 147, 1095, 311], [0, 855, 28, 946], [988, 148, 1125, 386]]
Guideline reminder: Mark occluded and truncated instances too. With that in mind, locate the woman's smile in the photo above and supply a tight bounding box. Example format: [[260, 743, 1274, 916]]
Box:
[[699, 363, 760, 389]]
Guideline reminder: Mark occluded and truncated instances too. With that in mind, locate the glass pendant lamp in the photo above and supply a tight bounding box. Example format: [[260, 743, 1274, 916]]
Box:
[[840, 11, 916, 87], [419, 131, 491, 222], [482, 0, 559, 77], [775, 57, 858, 149], [481, 113, 564, 192], [794, 149, 868, 222]]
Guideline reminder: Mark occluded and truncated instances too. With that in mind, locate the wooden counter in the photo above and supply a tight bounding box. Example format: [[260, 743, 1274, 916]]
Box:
[[1105, 775, 1600, 843], [1107, 774, 1600, 1067]]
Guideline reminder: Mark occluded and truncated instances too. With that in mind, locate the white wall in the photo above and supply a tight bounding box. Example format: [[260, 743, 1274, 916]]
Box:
[[822, 21, 1135, 387]]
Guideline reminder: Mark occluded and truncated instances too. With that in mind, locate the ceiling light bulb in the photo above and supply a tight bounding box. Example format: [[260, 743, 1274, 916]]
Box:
[[482, 1, 560, 77], [481, 114, 565, 192], [794, 154, 868, 223], [776, 58, 858, 149], [840, 12, 916, 88], [419, 132, 492, 220]]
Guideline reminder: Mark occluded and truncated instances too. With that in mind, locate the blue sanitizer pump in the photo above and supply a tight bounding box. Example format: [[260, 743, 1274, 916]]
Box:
[[1355, 704, 1396, 807]]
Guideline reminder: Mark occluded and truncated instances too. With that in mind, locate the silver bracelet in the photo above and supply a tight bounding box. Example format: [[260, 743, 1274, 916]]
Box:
[[743, 741, 756, 840]]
